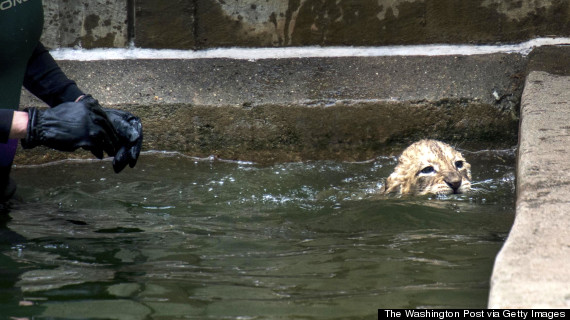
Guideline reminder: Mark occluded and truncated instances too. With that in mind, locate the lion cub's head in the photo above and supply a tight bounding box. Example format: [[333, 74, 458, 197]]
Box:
[[383, 140, 471, 195]]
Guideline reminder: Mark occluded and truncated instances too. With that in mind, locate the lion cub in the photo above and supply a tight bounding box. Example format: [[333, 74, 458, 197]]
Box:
[[383, 140, 471, 195]]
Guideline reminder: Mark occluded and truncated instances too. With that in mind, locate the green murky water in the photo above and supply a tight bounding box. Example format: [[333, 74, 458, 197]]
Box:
[[1, 150, 515, 319]]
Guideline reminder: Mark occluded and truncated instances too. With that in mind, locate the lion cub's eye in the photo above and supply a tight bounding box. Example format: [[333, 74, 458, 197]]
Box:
[[455, 161, 464, 169], [420, 166, 435, 174]]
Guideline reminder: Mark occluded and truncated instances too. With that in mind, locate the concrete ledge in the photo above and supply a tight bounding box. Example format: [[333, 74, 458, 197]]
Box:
[[488, 71, 570, 308], [16, 53, 524, 164], [21, 53, 526, 108]]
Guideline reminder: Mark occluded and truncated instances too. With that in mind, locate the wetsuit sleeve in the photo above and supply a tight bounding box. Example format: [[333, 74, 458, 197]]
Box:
[[0, 110, 14, 143], [23, 42, 85, 107]]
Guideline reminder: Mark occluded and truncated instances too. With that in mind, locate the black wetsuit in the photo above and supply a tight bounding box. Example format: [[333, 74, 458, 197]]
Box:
[[0, 0, 84, 199]]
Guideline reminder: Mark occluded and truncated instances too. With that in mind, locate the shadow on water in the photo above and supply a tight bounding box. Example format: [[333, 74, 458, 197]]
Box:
[[0, 150, 515, 319]]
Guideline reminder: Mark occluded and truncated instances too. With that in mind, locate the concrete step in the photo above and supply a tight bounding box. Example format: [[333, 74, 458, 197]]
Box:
[[488, 71, 570, 308], [18, 51, 526, 164]]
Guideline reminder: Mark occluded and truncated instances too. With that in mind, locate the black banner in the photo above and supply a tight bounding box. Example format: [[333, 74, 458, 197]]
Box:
[[379, 309, 567, 320]]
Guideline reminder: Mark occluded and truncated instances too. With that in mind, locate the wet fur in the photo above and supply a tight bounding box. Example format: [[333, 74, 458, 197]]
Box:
[[383, 140, 471, 195]]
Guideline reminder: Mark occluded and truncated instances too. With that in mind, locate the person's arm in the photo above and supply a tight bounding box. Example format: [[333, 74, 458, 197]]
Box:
[[23, 42, 84, 106], [9, 111, 28, 139], [22, 42, 143, 172], [0, 109, 26, 141], [21, 101, 119, 159], [0, 110, 28, 141]]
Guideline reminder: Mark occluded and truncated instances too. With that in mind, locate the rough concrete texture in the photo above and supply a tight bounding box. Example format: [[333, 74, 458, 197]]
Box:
[[191, 0, 570, 48], [41, 0, 570, 49], [16, 53, 524, 164], [41, 0, 129, 49], [488, 71, 570, 308], [22, 54, 526, 107], [527, 45, 570, 75], [135, 0, 195, 49]]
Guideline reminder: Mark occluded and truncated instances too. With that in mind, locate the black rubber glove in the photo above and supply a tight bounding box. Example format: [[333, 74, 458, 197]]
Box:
[[80, 95, 143, 173], [21, 100, 119, 159]]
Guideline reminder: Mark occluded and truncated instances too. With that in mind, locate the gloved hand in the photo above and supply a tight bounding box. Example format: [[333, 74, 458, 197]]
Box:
[[21, 100, 119, 159], [79, 95, 143, 173]]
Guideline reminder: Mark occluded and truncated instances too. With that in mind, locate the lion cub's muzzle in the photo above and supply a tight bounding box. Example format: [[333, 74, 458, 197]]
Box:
[[443, 170, 464, 194]]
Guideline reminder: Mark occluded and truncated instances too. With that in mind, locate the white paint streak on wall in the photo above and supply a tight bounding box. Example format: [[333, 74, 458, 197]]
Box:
[[50, 37, 570, 61]]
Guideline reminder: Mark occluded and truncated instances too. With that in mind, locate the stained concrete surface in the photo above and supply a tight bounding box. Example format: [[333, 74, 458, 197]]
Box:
[[488, 71, 570, 308], [23, 54, 526, 108], [41, 0, 570, 49], [17, 53, 524, 164], [41, 0, 129, 49]]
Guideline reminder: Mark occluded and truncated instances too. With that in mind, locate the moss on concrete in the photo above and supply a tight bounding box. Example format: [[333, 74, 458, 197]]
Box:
[[15, 100, 517, 165]]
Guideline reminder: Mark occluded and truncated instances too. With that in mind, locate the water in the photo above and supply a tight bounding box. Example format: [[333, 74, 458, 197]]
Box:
[[1, 150, 515, 319]]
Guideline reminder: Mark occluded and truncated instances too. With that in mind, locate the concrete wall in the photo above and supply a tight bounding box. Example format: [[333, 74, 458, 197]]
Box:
[[28, 1, 570, 164], [41, 0, 570, 49], [42, 0, 130, 49]]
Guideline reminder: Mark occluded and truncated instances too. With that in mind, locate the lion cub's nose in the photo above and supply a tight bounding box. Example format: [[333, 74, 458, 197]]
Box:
[[444, 171, 462, 192]]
